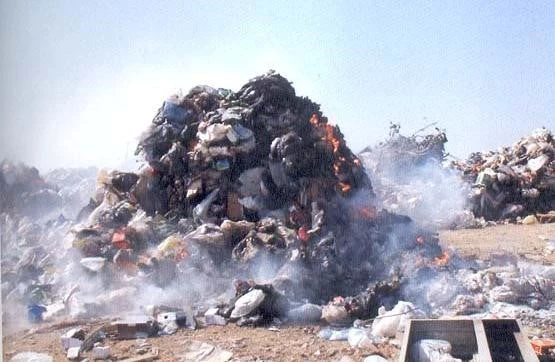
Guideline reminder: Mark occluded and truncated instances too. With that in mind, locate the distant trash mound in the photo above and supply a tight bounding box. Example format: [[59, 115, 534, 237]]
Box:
[[451, 127, 554, 221]]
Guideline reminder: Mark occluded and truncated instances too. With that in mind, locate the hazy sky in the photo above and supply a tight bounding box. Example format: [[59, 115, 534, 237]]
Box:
[[1, 1, 554, 172]]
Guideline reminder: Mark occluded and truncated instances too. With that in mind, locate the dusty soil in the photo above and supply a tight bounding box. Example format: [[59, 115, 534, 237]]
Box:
[[3, 223, 554, 362], [3, 321, 399, 362], [439, 222, 555, 264]]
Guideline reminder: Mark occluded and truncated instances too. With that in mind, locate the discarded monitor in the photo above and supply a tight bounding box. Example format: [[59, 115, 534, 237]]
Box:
[[399, 319, 539, 362]]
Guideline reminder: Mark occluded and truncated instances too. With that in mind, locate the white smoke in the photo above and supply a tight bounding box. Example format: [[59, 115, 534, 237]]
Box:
[[360, 154, 470, 229]]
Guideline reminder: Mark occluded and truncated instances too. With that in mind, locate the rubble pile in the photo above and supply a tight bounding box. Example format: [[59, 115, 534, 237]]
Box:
[[452, 127, 555, 221]]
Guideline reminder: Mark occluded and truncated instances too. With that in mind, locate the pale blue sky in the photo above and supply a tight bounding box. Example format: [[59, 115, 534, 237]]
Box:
[[1, 1, 554, 171]]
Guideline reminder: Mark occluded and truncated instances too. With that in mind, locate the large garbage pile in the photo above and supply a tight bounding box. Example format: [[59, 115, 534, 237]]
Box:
[[451, 127, 555, 221], [73, 71, 400, 299], [359, 124, 470, 228], [3, 72, 446, 336]]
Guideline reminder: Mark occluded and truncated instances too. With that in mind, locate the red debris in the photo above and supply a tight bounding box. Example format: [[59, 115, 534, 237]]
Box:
[[112, 229, 131, 249]]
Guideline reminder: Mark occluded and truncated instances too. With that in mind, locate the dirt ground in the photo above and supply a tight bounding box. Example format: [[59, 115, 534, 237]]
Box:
[[3, 223, 554, 362], [439, 222, 555, 264]]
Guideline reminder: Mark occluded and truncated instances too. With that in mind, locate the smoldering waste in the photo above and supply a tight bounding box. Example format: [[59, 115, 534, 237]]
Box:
[[1, 73, 553, 349], [358, 123, 471, 229]]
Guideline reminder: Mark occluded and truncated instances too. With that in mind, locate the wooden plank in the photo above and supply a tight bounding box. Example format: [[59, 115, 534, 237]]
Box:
[[513, 321, 539, 362], [398, 319, 412, 362], [473, 319, 493, 362]]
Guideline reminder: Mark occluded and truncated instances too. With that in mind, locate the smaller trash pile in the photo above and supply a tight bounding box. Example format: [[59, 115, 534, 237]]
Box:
[[360, 123, 448, 176], [0, 160, 97, 221], [43, 167, 98, 220], [451, 127, 555, 221], [359, 124, 469, 228], [0, 160, 61, 220]]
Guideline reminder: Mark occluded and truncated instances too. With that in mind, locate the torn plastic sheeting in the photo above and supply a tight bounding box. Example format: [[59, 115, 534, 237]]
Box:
[[318, 327, 349, 340], [238, 196, 265, 211], [221, 107, 245, 124], [527, 154, 549, 172], [371, 301, 417, 338], [230, 123, 254, 142], [268, 160, 288, 187], [238, 167, 265, 196], [179, 341, 232, 362], [231, 137, 256, 153], [226, 124, 253, 144], [347, 327, 375, 348]]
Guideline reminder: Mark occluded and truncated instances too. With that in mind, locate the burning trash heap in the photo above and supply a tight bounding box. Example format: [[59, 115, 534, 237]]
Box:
[[2, 72, 554, 361], [2, 72, 438, 326], [69, 71, 421, 308], [451, 127, 554, 222]]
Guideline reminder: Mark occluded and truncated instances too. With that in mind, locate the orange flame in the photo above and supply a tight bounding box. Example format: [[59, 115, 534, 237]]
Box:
[[309, 114, 352, 193], [325, 124, 341, 153], [433, 251, 450, 267], [338, 182, 352, 193]]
